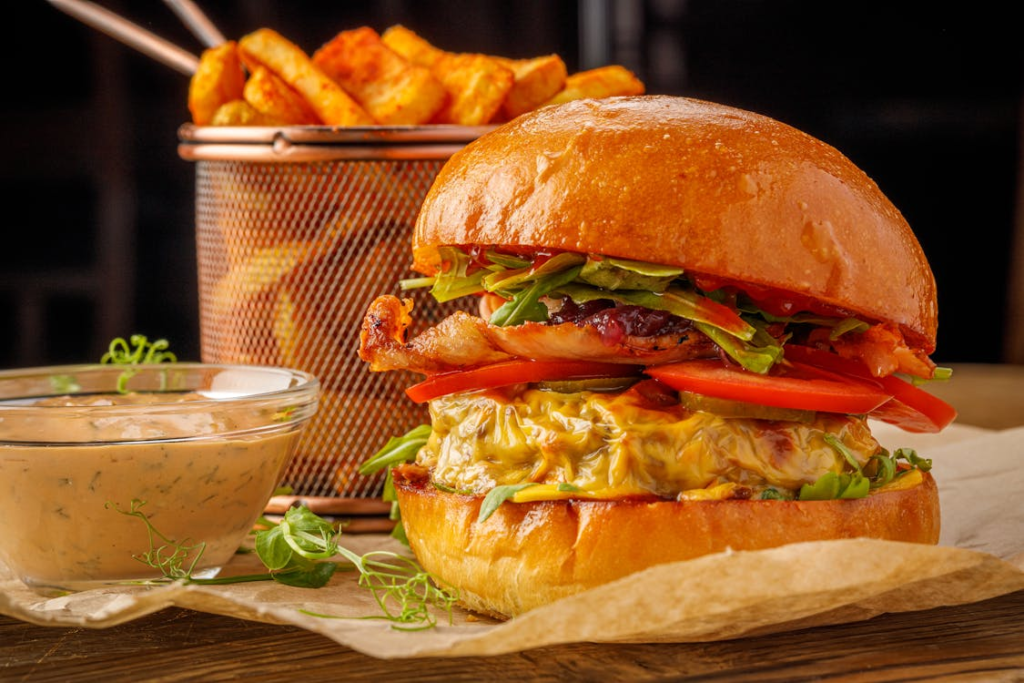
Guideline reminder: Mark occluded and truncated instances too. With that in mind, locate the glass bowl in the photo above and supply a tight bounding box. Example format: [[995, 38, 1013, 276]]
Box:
[[0, 363, 318, 592]]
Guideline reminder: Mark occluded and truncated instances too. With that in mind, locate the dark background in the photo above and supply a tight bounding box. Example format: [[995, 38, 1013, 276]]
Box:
[[3, 1, 1021, 367]]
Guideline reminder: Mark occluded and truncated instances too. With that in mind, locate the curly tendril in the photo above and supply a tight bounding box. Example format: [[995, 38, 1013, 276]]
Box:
[[101, 335, 177, 366]]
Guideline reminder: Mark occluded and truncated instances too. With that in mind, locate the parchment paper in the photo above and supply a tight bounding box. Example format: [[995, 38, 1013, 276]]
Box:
[[3, 423, 1023, 659]]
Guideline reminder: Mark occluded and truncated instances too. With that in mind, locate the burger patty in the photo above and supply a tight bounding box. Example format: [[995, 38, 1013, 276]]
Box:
[[418, 383, 880, 499]]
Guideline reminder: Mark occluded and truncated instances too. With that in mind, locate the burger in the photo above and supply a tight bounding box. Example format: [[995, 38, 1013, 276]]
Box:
[[358, 95, 956, 619]]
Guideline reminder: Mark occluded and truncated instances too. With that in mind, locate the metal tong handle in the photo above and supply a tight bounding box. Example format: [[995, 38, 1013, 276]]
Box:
[[47, 0, 199, 75], [162, 0, 226, 48]]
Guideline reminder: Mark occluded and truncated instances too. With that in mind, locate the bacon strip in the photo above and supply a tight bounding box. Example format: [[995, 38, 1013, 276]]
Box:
[[359, 295, 716, 374], [359, 296, 512, 373], [831, 322, 937, 379]]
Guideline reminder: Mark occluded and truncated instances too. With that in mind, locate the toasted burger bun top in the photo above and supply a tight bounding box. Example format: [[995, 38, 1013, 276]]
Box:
[[413, 95, 938, 351]]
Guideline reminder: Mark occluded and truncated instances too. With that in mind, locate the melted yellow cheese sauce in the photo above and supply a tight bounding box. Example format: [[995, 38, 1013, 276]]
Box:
[[420, 386, 880, 499]]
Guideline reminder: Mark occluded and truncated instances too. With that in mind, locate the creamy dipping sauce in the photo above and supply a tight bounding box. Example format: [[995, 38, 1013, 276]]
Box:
[[0, 392, 301, 590]]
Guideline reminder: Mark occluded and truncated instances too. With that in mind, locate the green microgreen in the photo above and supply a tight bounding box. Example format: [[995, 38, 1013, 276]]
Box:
[[110, 499, 458, 629], [100, 334, 177, 393], [326, 548, 459, 631], [106, 499, 206, 581], [101, 334, 177, 365]]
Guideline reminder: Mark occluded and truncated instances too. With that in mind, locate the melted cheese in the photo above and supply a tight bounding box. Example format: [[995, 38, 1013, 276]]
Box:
[[419, 387, 880, 499]]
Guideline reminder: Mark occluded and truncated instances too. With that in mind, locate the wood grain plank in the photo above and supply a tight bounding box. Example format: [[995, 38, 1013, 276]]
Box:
[[2, 591, 1021, 682]]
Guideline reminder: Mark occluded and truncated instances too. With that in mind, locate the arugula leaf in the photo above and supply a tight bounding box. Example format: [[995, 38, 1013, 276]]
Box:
[[360, 425, 432, 543], [485, 250, 532, 269], [824, 434, 862, 471], [838, 472, 870, 499], [750, 308, 871, 336], [398, 276, 435, 291], [482, 252, 586, 296], [798, 472, 842, 500], [829, 317, 871, 340], [578, 256, 682, 292], [478, 483, 538, 523], [428, 247, 487, 302], [553, 281, 786, 372], [359, 424, 432, 476], [869, 450, 898, 488], [556, 284, 756, 340], [487, 284, 550, 326], [898, 448, 932, 472], [694, 321, 783, 374], [489, 265, 583, 326], [604, 257, 686, 278], [799, 441, 933, 501]]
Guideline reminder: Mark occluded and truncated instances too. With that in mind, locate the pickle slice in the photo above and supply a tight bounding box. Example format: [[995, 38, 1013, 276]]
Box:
[[535, 377, 640, 393], [678, 391, 815, 422]]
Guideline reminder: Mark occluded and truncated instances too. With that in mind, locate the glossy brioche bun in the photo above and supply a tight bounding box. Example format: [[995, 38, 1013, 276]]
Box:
[[413, 95, 937, 351], [392, 464, 940, 619]]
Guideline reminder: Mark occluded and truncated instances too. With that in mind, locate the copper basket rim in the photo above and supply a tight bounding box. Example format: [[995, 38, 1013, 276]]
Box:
[[177, 123, 494, 162]]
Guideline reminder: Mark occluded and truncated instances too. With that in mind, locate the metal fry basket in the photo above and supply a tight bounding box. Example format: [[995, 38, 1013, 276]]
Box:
[[178, 125, 487, 508]]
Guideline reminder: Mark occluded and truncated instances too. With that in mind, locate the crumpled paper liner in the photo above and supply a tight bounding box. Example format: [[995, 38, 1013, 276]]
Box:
[[3, 424, 1023, 659]]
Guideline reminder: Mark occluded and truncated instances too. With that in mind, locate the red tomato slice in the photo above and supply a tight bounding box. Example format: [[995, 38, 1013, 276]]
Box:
[[405, 360, 641, 403], [645, 359, 893, 415], [783, 345, 957, 433]]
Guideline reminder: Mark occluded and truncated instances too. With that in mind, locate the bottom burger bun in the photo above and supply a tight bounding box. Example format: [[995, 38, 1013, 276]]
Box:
[[393, 464, 940, 619]]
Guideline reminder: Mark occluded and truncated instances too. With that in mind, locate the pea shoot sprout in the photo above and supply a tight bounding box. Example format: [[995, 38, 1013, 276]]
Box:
[[101, 334, 177, 393], [106, 499, 206, 581], [101, 335, 177, 365], [109, 499, 459, 629]]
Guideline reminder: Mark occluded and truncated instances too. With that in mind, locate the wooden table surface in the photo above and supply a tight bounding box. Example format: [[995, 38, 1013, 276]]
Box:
[[2, 363, 1023, 682]]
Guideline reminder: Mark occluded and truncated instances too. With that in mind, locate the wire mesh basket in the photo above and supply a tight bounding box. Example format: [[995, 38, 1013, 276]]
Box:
[[178, 125, 486, 509]]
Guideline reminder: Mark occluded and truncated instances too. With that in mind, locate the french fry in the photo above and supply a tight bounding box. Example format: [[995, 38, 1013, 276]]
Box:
[[243, 65, 321, 125], [188, 41, 246, 125], [238, 28, 373, 126], [380, 25, 445, 69], [431, 53, 514, 125], [210, 99, 286, 126], [544, 65, 645, 107], [382, 25, 514, 126], [192, 25, 646, 128], [494, 54, 568, 120], [313, 27, 446, 125]]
